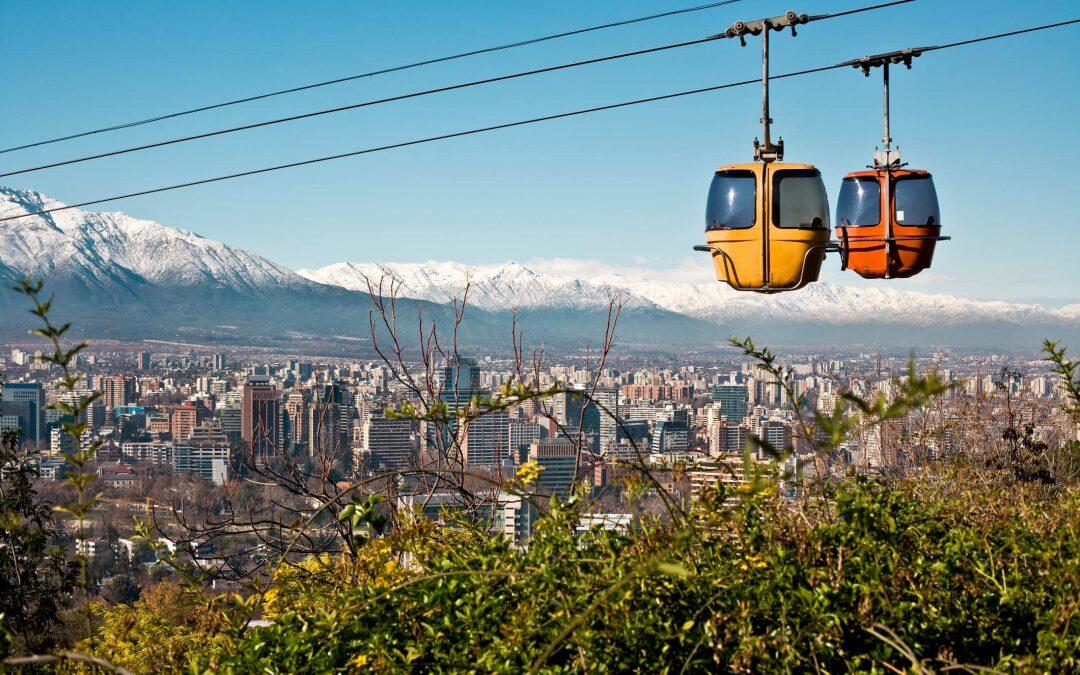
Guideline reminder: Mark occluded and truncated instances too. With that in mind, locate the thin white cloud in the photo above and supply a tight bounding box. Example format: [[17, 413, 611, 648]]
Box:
[[525, 256, 715, 285]]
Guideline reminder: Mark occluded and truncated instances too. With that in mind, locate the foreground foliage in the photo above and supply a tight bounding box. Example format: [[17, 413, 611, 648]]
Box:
[[7, 283, 1078, 672], [86, 472, 1079, 674], [0, 429, 77, 658]]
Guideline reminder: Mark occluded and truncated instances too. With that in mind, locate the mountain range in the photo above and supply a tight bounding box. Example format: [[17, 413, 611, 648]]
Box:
[[1, 185, 1076, 350]]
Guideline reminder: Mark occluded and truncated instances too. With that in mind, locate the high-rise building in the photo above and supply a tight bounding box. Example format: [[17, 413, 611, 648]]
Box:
[[761, 420, 791, 456], [293, 362, 313, 381], [494, 492, 537, 546], [462, 408, 509, 469], [212, 353, 226, 371], [121, 440, 172, 465], [710, 421, 750, 456], [241, 376, 280, 461], [552, 390, 585, 427], [284, 391, 309, 450], [651, 411, 689, 455], [170, 403, 199, 442], [688, 457, 750, 502], [84, 401, 107, 429], [136, 351, 152, 371], [49, 426, 93, 457], [2, 382, 45, 445], [102, 375, 136, 409], [547, 389, 603, 452], [147, 413, 171, 435], [0, 402, 28, 438], [650, 420, 688, 454], [174, 423, 231, 485], [442, 356, 480, 399], [592, 390, 620, 454], [210, 379, 229, 397], [56, 391, 105, 429], [308, 383, 350, 459], [527, 437, 580, 499], [434, 356, 480, 448], [508, 418, 541, 463], [355, 413, 415, 472], [711, 384, 749, 424], [50, 427, 74, 456], [218, 396, 242, 441], [616, 420, 650, 454]]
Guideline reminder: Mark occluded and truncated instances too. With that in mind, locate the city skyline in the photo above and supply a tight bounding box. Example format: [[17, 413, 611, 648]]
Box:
[[3, 337, 1068, 496]]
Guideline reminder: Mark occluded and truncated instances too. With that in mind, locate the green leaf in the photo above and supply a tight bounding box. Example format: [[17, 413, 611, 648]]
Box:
[[655, 562, 689, 579]]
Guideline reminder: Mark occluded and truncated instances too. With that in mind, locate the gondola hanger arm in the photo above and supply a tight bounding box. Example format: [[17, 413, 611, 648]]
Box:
[[839, 47, 928, 76], [711, 10, 810, 45]]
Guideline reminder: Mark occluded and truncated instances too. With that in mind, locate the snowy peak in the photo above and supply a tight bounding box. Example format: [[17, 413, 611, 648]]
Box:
[[0, 186, 308, 292], [300, 259, 1080, 328], [1, 185, 1075, 347], [297, 260, 651, 311]]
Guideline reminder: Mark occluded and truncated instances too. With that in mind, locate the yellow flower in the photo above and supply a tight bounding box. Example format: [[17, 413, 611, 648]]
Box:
[[515, 461, 544, 483], [349, 653, 370, 669]]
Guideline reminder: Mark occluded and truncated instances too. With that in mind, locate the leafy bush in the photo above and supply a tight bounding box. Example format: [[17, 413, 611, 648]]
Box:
[[87, 581, 234, 673], [184, 473, 1078, 673], [0, 427, 77, 658]]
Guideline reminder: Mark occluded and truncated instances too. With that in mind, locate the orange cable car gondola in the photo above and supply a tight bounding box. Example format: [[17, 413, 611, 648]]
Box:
[[836, 48, 949, 279], [695, 11, 836, 293]]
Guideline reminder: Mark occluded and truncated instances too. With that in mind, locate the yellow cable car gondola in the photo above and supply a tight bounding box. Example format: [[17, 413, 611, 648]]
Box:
[[705, 161, 830, 291], [695, 11, 834, 293]]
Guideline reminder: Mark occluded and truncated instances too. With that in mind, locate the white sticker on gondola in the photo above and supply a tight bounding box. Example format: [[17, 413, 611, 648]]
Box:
[[896, 210, 905, 220]]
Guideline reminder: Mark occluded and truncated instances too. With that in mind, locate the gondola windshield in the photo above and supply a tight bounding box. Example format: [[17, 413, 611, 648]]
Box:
[[706, 170, 756, 230], [775, 170, 830, 229], [895, 175, 940, 226], [836, 177, 881, 226]]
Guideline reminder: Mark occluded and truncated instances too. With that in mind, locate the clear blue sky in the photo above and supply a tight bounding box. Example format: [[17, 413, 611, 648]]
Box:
[[2, 0, 1077, 303]]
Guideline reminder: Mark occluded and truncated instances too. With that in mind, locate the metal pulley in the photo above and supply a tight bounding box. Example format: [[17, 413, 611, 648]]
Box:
[[718, 10, 810, 163], [722, 11, 809, 44]]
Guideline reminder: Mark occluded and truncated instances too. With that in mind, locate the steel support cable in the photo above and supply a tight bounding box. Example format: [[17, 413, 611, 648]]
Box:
[[0, 0, 916, 179], [920, 18, 1079, 51], [0, 0, 747, 155], [812, 0, 917, 21], [3, 16, 1074, 224], [0, 36, 719, 179]]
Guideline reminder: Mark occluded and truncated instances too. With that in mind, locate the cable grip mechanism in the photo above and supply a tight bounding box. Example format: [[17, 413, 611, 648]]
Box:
[[724, 10, 809, 46]]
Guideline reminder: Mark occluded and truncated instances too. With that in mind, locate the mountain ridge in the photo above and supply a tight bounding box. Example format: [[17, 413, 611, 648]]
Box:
[[1, 185, 1075, 348], [297, 260, 1079, 329]]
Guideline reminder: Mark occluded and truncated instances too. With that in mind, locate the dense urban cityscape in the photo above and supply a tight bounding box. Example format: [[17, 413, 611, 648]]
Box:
[[2, 337, 1074, 580]]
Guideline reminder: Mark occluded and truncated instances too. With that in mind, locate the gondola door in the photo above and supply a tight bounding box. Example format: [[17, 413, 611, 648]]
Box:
[[765, 163, 831, 290], [704, 164, 766, 290]]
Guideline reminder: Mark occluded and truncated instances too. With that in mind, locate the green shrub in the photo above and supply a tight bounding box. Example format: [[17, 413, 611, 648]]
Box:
[[191, 474, 1078, 673]]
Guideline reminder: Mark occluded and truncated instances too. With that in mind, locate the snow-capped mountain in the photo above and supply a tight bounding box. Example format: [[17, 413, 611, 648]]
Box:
[[296, 261, 656, 311], [0, 186, 469, 345], [0, 186, 307, 294], [298, 260, 1080, 329], [0, 185, 1075, 348]]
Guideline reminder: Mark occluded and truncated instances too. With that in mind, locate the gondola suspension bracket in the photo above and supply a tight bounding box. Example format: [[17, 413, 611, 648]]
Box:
[[719, 10, 810, 163], [841, 47, 926, 168]]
